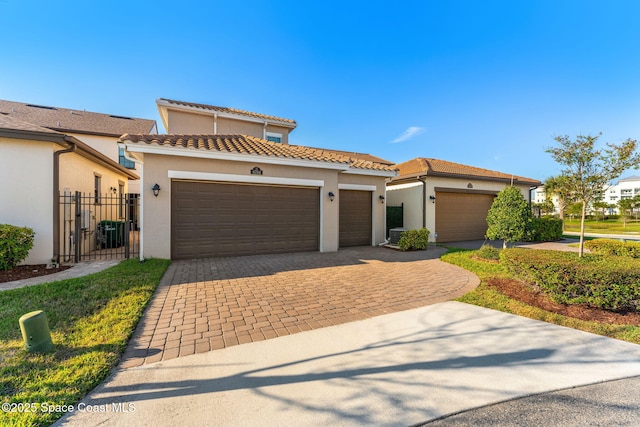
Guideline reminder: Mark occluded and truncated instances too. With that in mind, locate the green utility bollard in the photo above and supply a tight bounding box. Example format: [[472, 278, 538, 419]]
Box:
[[19, 310, 54, 353]]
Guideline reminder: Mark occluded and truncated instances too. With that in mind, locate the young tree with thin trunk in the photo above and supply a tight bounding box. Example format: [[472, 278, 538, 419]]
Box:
[[543, 175, 574, 230], [546, 133, 640, 256]]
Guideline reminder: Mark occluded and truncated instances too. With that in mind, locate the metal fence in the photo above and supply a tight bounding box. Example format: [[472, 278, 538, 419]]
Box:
[[59, 191, 140, 262]]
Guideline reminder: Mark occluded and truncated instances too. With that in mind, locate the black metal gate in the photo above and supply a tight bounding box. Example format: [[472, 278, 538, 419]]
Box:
[[59, 191, 140, 262], [386, 203, 403, 238]]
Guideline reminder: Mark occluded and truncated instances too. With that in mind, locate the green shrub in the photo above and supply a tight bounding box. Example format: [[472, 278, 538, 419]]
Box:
[[398, 228, 430, 250], [527, 217, 563, 242], [585, 239, 640, 258], [474, 245, 501, 261], [0, 224, 35, 270], [500, 248, 640, 311]]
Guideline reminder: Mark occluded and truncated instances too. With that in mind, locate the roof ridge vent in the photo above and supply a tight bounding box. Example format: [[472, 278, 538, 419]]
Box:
[[109, 114, 133, 120]]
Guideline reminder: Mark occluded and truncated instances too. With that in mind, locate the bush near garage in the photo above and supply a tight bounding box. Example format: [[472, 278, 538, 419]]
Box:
[[0, 224, 35, 270], [527, 217, 563, 242], [585, 238, 640, 258], [474, 245, 501, 261], [500, 248, 640, 312], [398, 228, 430, 251]]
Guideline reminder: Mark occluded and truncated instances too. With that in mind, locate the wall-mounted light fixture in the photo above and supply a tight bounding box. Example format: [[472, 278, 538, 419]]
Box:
[[328, 191, 335, 202], [152, 183, 161, 197], [379, 195, 385, 203], [429, 195, 436, 203]]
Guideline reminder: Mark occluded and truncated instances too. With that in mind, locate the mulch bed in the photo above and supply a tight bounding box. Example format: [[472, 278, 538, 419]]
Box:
[[0, 265, 71, 284], [487, 277, 640, 325]]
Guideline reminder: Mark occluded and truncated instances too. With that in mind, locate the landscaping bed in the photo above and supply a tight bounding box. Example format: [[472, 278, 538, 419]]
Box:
[[0, 265, 71, 283], [487, 277, 640, 325]]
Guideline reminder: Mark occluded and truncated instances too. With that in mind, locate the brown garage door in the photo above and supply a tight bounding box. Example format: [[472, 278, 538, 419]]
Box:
[[435, 192, 495, 242], [339, 190, 372, 247], [171, 181, 319, 259]]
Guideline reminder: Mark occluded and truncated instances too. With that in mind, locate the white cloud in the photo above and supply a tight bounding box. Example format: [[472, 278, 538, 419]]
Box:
[[391, 126, 425, 143]]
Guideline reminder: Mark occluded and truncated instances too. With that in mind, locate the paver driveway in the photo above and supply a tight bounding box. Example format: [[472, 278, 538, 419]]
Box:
[[121, 246, 479, 368]]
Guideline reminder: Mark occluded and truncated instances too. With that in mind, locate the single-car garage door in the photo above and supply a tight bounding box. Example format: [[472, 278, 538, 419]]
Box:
[[339, 190, 372, 247], [171, 181, 319, 259], [435, 191, 495, 242]]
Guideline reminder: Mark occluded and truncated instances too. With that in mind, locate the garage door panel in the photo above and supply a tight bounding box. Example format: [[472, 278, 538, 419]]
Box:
[[171, 181, 319, 259], [435, 192, 495, 242], [339, 190, 372, 247]]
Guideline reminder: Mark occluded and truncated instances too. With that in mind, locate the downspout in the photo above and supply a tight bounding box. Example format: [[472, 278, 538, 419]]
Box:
[[213, 113, 218, 134], [263, 121, 267, 139], [418, 176, 427, 228], [53, 139, 77, 264]]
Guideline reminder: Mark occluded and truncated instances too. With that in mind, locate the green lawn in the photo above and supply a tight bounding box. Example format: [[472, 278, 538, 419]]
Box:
[[0, 258, 170, 427], [564, 218, 640, 234], [441, 249, 640, 345]]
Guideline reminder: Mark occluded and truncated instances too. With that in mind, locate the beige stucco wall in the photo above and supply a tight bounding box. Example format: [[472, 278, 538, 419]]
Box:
[[166, 110, 291, 144], [387, 177, 532, 242], [0, 137, 54, 264], [69, 133, 141, 193], [139, 152, 386, 259]]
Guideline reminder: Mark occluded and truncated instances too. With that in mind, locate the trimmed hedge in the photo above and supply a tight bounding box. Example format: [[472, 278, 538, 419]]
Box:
[[527, 217, 563, 242], [398, 228, 430, 251], [585, 239, 640, 258], [0, 224, 35, 270], [500, 248, 640, 312]]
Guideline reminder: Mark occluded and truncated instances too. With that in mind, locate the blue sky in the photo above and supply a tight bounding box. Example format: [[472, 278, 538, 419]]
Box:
[[2, 0, 640, 182]]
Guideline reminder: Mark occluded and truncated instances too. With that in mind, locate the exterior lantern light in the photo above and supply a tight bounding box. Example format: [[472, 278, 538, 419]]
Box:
[[429, 195, 436, 203], [152, 183, 161, 197], [328, 191, 335, 202], [379, 195, 385, 203]]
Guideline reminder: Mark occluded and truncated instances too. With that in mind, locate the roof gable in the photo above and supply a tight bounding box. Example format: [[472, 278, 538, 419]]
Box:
[[0, 100, 157, 137], [393, 157, 540, 185], [157, 98, 297, 128]]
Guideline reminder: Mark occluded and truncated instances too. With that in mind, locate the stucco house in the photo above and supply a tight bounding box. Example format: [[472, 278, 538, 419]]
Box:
[[386, 158, 541, 242], [0, 114, 138, 265], [119, 99, 396, 260], [0, 100, 157, 194]]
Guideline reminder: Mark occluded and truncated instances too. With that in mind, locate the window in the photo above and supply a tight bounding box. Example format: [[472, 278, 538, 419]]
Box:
[[119, 148, 135, 169], [94, 174, 102, 204], [266, 132, 283, 143]]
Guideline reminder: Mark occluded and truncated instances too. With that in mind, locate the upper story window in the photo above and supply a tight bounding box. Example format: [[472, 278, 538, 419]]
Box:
[[621, 189, 632, 195], [119, 148, 136, 169], [265, 132, 283, 143]]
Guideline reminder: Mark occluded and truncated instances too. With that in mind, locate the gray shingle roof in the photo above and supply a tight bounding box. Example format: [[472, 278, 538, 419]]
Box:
[[0, 100, 157, 137]]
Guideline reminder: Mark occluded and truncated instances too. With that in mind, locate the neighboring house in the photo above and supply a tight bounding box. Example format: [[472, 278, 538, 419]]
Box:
[[119, 99, 396, 260], [0, 100, 157, 194], [386, 158, 541, 242], [0, 115, 138, 265], [156, 98, 296, 144]]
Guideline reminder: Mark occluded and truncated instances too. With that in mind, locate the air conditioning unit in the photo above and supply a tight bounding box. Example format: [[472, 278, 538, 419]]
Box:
[[389, 228, 407, 245]]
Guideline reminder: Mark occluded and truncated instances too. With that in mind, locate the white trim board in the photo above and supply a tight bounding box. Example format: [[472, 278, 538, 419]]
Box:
[[338, 183, 377, 191], [168, 170, 325, 188]]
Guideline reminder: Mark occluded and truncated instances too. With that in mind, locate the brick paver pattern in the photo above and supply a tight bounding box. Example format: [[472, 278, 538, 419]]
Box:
[[121, 246, 479, 368]]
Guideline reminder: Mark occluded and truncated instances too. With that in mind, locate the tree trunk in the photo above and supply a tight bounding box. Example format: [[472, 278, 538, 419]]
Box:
[[579, 201, 587, 257]]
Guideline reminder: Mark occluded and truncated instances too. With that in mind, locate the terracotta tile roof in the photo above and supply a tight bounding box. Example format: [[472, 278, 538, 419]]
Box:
[[0, 114, 63, 135], [120, 134, 395, 172], [393, 157, 540, 185], [0, 100, 157, 137], [158, 98, 297, 126]]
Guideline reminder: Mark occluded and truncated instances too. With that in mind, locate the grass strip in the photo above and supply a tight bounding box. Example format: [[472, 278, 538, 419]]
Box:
[[0, 258, 170, 427]]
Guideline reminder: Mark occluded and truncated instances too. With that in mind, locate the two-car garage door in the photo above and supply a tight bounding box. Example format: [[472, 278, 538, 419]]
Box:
[[171, 181, 319, 259]]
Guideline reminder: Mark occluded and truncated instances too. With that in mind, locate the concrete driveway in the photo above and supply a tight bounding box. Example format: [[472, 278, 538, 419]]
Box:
[[121, 246, 479, 368]]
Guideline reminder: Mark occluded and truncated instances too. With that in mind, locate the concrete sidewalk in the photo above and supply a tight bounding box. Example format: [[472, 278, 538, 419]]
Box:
[[0, 260, 121, 291], [56, 301, 640, 427]]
